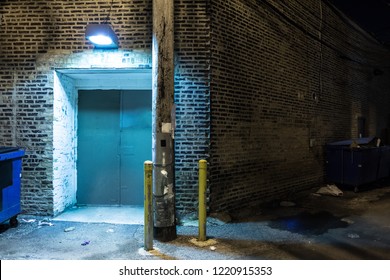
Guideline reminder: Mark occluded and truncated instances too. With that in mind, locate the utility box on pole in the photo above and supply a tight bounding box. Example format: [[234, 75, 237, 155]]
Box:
[[153, 133, 176, 240]]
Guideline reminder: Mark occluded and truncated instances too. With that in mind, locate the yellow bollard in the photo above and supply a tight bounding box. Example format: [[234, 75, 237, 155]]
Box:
[[198, 159, 207, 241], [144, 160, 153, 251]]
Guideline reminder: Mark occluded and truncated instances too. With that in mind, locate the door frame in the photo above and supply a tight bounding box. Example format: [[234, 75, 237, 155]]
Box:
[[53, 68, 152, 212]]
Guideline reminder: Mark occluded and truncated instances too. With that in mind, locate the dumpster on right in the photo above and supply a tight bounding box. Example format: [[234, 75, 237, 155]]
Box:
[[325, 137, 390, 192]]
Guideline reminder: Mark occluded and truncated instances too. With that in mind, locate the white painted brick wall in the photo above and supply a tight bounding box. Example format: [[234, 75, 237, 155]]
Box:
[[53, 72, 77, 215]]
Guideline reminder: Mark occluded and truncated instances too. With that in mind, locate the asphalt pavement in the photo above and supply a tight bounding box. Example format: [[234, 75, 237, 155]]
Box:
[[1, 183, 390, 260]]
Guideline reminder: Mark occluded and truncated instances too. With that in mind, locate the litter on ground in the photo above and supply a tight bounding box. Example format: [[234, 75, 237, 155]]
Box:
[[316, 184, 343, 197]]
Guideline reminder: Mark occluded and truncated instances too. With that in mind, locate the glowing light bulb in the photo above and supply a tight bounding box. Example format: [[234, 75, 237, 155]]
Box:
[[88, 35, 113, 46]]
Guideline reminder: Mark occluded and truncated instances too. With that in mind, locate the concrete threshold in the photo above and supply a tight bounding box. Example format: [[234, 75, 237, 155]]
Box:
[[53, 205, 144, 225]]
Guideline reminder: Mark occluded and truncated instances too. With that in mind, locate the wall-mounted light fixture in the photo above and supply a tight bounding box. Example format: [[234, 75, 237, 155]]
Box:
[[85, 23, 119, 49], [85, 0, 118, 49]]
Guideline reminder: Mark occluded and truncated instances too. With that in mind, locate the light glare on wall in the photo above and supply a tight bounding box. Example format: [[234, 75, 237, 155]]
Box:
[[85, 24, 119, 49]]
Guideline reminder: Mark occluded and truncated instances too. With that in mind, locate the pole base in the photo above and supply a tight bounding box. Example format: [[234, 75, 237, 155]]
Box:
[[154, 225, 177, 242]]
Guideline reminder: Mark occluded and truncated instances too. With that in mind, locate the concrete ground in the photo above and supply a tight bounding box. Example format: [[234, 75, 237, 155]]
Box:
[[1, 182, 390, 260]]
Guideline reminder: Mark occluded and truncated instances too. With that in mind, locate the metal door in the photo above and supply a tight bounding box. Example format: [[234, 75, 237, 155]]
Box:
[[77, 90, 121, 205], [77, 90, 151, 206], [120, 90, 152, 205]]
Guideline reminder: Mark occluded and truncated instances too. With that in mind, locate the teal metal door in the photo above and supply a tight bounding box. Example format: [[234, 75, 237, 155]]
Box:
[[77, 90, 152, 206], [120, 91, 152, 205]]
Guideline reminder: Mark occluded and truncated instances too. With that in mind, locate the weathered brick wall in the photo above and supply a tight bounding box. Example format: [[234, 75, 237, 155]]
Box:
[[4, 0, 388, 217], [0, 0, 154, 215], [173, 0, 211, 213], [0, 0, 211, 215], [53, 72, 77, 215], [209, 0, 390, 212]]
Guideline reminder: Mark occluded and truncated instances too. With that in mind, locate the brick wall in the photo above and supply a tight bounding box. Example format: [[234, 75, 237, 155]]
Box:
[[53, 72, 77, 215], [209, 0, 390, 212], [2, 0, 389, 217], [173, 0, 211, 213], [0, 0, 154, 215], [0, 0, 211, 215]]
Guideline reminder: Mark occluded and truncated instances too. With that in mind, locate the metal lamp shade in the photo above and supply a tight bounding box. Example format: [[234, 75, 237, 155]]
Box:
[[85, 24, 119, 49]]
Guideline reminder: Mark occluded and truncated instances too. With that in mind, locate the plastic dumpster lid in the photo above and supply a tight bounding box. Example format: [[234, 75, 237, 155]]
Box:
[[0, 147, 20, 154], [327, 136, 377, 146]]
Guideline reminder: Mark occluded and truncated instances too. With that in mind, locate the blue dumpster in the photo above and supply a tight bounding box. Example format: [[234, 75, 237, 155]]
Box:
[[325, 137, 390, 192], [0, 147, 25, 226]]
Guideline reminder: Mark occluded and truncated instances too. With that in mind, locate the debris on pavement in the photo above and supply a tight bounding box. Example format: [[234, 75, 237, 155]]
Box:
[[316, 184, 343, 197], [348, 233, 360, 239], [341, 218, 355, 224], [81, 241, 90, 246], [64, 227, 75, 232], [38, 221, 54, 227], [21, 219, 36, 223], [106, 228, 114, 233], [179, 212, 231, 227], [210, 246, 217, 251]]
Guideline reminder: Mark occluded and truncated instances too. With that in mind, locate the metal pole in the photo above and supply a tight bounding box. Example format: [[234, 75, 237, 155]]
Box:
[[198, 159, 207, 241], [144, 160, 153, 251]]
